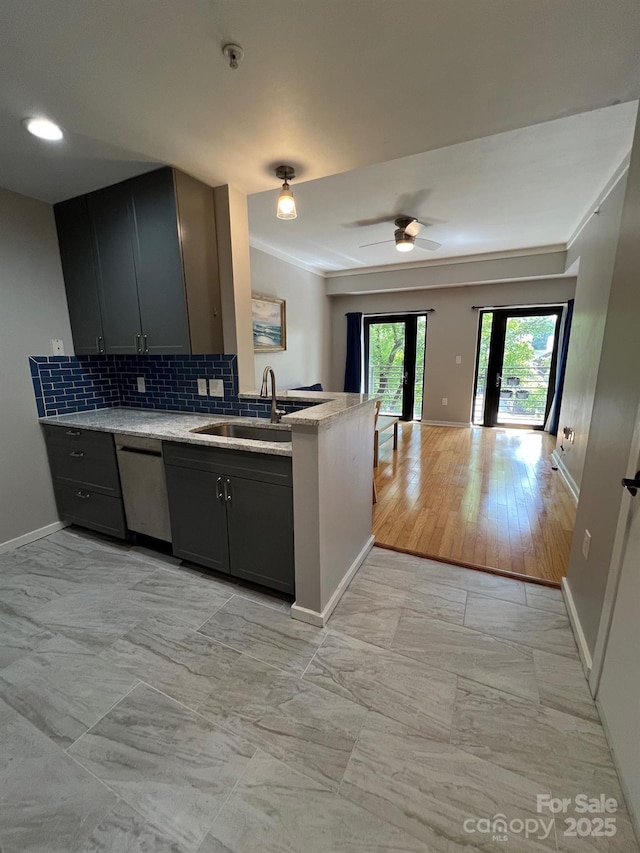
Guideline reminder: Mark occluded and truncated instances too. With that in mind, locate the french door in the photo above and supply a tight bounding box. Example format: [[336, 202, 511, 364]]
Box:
[[364, 314, 427, 421], [473, 307, 562, 428]]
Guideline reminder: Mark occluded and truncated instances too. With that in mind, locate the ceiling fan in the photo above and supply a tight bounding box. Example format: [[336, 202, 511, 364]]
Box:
[[360, 216, 442, 253]]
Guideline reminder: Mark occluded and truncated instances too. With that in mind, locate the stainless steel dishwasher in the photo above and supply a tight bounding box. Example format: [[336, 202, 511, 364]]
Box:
[[115, 434, 172, 542]]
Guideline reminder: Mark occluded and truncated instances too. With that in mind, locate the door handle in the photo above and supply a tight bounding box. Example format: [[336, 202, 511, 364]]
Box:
[[495, 373, 502, 388], [224, 478, 232, 503], [402, 371, 408, 386], [216, 476, 224, 501], [621, 471, 640, 497]]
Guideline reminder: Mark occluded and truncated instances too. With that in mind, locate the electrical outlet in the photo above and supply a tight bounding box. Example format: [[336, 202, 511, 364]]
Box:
[[197, 378, 207, 396], [136, 376, 146, 393], [582, 529, 592, 560], [442, 397, 448, 406], [455, 355, 462, 364], [208, 378, 224, 398], [51, 339, 64, 356]]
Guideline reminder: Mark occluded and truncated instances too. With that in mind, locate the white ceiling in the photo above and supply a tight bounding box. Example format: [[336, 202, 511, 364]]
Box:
[[248, 103, 638, 273], [0, 0, 639, 203]]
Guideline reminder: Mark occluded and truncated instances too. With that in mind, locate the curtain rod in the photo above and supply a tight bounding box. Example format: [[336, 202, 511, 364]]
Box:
[[361, 309, 434, 316], [471, 302, 567, 310]]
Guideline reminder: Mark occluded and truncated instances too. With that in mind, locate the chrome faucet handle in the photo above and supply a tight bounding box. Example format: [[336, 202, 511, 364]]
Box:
[[274, 407, 286, 424]]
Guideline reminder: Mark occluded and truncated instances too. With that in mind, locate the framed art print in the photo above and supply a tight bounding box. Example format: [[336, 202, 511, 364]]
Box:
[[252, 295, 286, 351]]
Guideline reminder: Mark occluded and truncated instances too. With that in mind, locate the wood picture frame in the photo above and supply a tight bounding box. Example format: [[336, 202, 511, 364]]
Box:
[[252, 295, 287, 352]]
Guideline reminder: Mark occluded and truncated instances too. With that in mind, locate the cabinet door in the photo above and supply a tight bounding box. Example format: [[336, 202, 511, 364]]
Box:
[[129, 168, 190, 354], [54, 196, 104, 354], [226, 478, 294, 594], [164, 464, 229, 573], [88, 182, 142, 354]]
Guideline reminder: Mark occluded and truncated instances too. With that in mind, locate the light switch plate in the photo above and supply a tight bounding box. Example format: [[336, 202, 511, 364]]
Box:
[[455, 355, 462, 364], [197, 378, 208, 396], [136, 376, 146, 393], [442, 398, 448, 406], [209, 378, 224, 398], [51, 339, 64, 356]]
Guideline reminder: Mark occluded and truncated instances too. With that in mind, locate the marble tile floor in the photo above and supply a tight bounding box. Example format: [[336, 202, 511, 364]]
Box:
[[0, 529, 637, 852]]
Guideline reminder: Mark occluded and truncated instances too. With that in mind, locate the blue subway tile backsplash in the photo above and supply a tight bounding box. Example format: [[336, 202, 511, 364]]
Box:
[[28, 354, 306, 419]]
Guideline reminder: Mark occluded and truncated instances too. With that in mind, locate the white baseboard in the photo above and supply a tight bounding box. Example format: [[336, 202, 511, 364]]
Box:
[[0, 520, 68, 555], [420, 420, 472, 428], [562, 576, 593, 678], [291, 534, 375, 628], [551, 449, 579, 503]]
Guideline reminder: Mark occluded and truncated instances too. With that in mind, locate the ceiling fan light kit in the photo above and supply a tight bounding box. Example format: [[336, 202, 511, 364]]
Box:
[[359, 215, 443, 253], [275, 165, 297, 220], [395, 232, 415, 252]]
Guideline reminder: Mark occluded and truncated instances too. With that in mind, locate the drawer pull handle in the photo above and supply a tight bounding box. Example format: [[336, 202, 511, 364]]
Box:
[[75, 490, 91, 499], [66, 430, 81, 437], [69, 450, 85, 458], [216, 476, 224, 501]]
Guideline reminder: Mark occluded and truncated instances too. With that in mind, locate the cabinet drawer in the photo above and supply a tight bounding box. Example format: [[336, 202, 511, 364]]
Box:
[[43, 426, 121, 496], [163, 441, 292, 486], [53, 484, 127, 539]]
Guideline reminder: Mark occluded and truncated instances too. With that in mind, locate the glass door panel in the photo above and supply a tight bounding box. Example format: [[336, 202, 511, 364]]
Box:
[[364, 314, 427, 421], [474, 307, 562, 429], [497, 314, 559, 427]]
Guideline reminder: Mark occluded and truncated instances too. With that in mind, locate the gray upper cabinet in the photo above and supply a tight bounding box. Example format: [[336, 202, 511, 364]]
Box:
[[54, 196, 105, 354], [88, 181, 142, 354], [54, 167, 224, 355], [129, 168, 189, 355]]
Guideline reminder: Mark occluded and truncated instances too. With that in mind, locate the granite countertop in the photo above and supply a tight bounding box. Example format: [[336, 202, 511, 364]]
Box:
[[39, 392, 379, 452], [39, 408, 293, 457], [240, 390, 379, 427]]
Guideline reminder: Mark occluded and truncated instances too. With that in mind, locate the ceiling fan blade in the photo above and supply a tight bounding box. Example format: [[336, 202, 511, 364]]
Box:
[[359, 239, 395, 248], [415, 238, 442, 251]]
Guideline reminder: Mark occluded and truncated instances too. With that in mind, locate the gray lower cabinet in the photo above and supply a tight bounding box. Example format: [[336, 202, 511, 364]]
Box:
[[163, 464, 230, 573], [42, 425, 127, 539], [163, 443, 295, 595]]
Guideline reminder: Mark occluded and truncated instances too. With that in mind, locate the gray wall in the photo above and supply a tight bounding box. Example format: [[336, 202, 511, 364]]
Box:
[[0, 187, 72, 547], [330, 278, 576, 423], [251, 248, 330, 391], [566, 114, 640, 656], [554, 171, 629, 492]]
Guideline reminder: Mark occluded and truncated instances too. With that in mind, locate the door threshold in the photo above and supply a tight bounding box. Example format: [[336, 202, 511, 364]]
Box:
[[374, 541, 561, 588]]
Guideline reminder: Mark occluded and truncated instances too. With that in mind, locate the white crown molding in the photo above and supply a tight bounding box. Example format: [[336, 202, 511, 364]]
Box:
[[249, 238, 326, 277], [323, 244, 568, 279]]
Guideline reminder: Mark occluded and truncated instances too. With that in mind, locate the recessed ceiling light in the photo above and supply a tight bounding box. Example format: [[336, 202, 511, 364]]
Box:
[[22, 117, 64, 141]]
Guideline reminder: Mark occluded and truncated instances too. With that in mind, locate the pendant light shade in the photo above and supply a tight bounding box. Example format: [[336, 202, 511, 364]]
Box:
[[275, 165, 297, 220]]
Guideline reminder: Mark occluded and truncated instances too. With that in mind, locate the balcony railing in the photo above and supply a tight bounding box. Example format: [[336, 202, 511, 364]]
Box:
[[474, 366, 551, 425]]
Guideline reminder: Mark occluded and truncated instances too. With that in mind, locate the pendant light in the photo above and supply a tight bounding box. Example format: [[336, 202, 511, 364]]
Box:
[[275, 165, 297, 220]]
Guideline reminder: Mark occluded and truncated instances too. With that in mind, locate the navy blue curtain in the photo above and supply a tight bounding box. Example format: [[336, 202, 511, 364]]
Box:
[[344, 312, 363, 393], [548, 299, 574, 436]]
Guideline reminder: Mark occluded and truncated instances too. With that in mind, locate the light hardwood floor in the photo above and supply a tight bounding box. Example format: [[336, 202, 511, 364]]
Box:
[[373, 423, 577, 584]]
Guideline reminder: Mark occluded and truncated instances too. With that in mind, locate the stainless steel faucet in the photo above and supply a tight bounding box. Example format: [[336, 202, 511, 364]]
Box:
[[260, 366, 286, 423]]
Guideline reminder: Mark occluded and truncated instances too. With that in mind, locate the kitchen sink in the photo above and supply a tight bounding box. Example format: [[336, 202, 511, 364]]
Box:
[[191, 423, 292, 442]]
